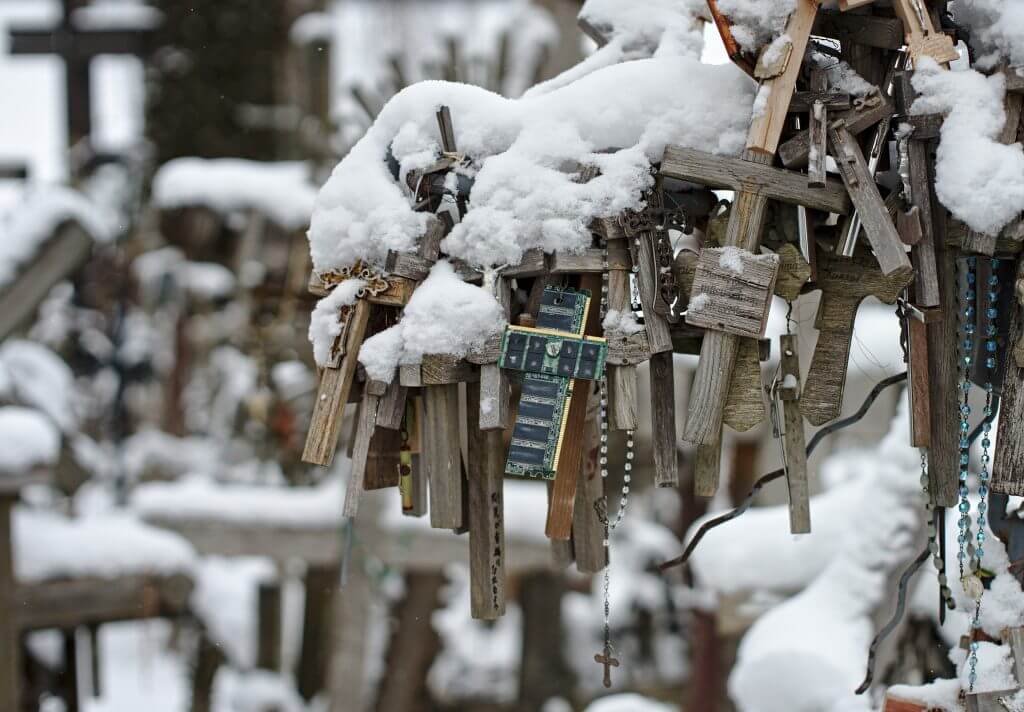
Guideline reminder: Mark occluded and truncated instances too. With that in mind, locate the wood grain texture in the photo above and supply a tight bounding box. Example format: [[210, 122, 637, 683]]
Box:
[[780, 334, 810, 534], [694, 440, 722, 498], [660, 146, 851, 214], [606, 268, 639, 430], [685, 247, 781, 339], [635, 230, 674, 353], [545, 274, 603, 539], [572, 406, 608, 574], [891, 0, 959, 65], [420, 354, 478, 385], [480, 277, 512, 431], [649, 351, 678, 487], [926, 198, 960, 507], [967, 690, 1023, 712], [365, 426, 402, 490], [906, 316, 932, 447], [423, 384, 464, 529], [993, 258, 1024, 496], [1008, 627, 1024, 687], [745, 0, 819, 156], [774, 243, 812, 301], [303, 299, 371, 466], [828, 120, 913, 277], [548, 248, 630, 274], [779, 94, 892, 168], [802, 250, 913, 425], [905, 124, 941, 307], [466, 382, 506, 620], [343, 392, 379, 516], [723, 337, 766, 432], [375, 379, 407, 430]]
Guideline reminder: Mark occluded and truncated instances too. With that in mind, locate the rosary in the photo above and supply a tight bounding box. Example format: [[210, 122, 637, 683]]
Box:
[[956, 255, 1002, 691], [593, 235, 636, 688]]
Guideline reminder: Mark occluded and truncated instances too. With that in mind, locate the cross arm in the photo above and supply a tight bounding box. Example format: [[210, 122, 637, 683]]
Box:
[[660, 145, 851, 215]]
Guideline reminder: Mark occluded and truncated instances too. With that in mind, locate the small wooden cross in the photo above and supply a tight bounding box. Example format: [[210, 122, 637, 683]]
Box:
[[594, 646, 620, 689]]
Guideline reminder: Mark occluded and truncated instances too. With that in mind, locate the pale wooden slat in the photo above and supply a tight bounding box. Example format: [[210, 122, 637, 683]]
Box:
[[423, 384, 464, 529]]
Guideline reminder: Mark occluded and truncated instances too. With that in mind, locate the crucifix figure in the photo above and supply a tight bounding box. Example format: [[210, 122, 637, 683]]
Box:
[[594, 644, 620, 689], [8, 0, 157, 150]]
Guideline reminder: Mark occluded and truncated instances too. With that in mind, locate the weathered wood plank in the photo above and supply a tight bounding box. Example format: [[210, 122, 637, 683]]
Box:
[[828, 120, 913, 277], [420, 354, 478, 385], [303, 299, 372, 467], [423, 384, 464, 529], [572, 406, 607, 574], [606, 268, 639, 430], [343, 390, 379, 516], [993, 258, 1024, 496], [660, 146, 851, 215], [694, 441, 721, 498], [649, 351, 678, 487], [466, 382, 506, 620], [634, 228, 674, 354], [375, 379, 408, 430], [891, 0, 960, 65], [256, 580, 282, 671], [480, 277, 511, 431], [0, 496, 21, 710], [685, 247, 781, 339], [907, 317, 932, 447], [779, 334, 810, 534], [548, 248, 630, 274], [779, 94, 892, 168], [723, 337, 766, 432]]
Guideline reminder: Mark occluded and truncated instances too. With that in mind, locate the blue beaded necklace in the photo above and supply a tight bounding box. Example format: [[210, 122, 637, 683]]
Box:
[[956, 255, 1001, 691]]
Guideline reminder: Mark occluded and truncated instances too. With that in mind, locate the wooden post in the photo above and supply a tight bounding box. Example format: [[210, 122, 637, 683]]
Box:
[[545, 273, 604, 539], [993, 259, 1024, 496], [605, 257, 639, 431], [779, 334, 810, 534], [256, 580, 283, 672], [573, 393, 608, 574], [518, 571, 573, 711], [423, 380, 464, 530], [683, 0, 820, 455], [298, 565, 337, 701], [807, 67, 828, 188], [466, 381, 506, 620], [0, 494, 21, 711], [649, 352, 678, 487]]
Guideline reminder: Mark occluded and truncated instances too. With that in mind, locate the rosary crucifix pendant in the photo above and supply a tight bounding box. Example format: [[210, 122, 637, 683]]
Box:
[[594, 643, 619, 688]]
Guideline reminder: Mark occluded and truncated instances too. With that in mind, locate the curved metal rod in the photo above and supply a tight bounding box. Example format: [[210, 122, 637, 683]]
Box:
[[855, 546, 930, 694], [659, 371, 909, 572], [856, 395, 1001, 693]]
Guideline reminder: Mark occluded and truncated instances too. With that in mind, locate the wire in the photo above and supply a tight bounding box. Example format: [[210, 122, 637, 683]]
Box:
[[659, 371, 909, 572]]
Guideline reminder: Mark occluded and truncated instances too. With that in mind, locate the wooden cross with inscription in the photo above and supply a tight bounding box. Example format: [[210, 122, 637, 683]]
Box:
[[680, 0, 820, 481], [8, 0, 158, 150]]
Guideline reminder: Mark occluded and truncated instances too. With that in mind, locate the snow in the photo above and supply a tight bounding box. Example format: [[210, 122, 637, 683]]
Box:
[[584, 694, 678, 712], [781, 373, 798, 390], [911, 59, 1024, 236], [952, 0, 1024, 69], [0, 406, 59, 474], [289, 11, 333, 44], [70, 3, 162, 31], [152, 159, 317, 231], [687, 293, 710, 312], [308, 278, 365, 366], [0, 186, 113, 288], [131, 474, 343, 529], [190, 556, 275, 668], [358, 260, 505, 380], [727, 398, 925, 712], [0, 338, 77, 431], [602, 308, 645, 335], [133, 247, 236, 300], [13, 507, 196, 582], [759, 33, 791, 69], [886, 678, 961, 712], [308, 56, 754, 274], [718, 246, 746, 275], [716, 0, 797, 51]]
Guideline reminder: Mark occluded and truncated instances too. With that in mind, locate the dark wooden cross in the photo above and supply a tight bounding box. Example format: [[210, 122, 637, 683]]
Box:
[[8, 0, 157, 149], [594, 645, 620, 688]]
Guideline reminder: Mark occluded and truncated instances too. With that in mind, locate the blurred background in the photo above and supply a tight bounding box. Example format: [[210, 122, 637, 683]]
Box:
[[0, 2, 914, 711]]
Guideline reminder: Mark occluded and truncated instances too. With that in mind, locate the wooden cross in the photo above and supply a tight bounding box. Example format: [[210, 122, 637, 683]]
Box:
[[801, 248, 913, 425], [675, 0, 821, 476], [890, 0, 960, 67], [777, 333, 810, 533], [594, 646, 620, 689], [8, 0, 157, 149]]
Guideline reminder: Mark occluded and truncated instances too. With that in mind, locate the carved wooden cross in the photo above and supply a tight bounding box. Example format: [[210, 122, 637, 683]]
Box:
[[594, 646, 620, 689], [801, 248, 913, 425], [8, 0, 157, 149]]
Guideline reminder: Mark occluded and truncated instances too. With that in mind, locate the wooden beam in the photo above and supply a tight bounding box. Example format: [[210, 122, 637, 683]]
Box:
[[466, 382, 506, 620], [812, 12, 905, 51], [423, 383, 464, 530], [779, 93, 892, 168], [993, 259, 1024, 496], [660, 146, 851, 215], [779, 334, 810, 534], [0, 496, 21, 711]]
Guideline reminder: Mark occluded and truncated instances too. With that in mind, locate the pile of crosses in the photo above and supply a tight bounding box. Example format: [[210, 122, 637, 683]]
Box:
[[302, 0, 1024, 651]]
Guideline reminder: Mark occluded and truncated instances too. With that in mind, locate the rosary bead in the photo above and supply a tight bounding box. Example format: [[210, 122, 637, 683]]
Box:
[[986, 324, 997, 337], [986, 357, 997, 369], [960, 421, 970, 433], [938, 572, 948, 585], [992, 258, 1001, 268], [960, 452, 970, 465], [960, 485, 969, 498], [625, 451, 634, 460], [965, 290, 976, 301], [929, 540, 939, 554], [979, 485, 988, 498], [963, 355, 973, 366], [988, 274, 998, 286], [967, 256, 977, 268], [624, 463, 632, 472], [960, 437, 970, 449], [977, 531, 986, 543], [964, 306, 976, 320], [600, 456, 608, 465], [965, 322, 976, 334], [959, 501, 971, 513], [976, 547, 984, 559], [982, 438, 991, 448], [963, 340, 974, 352]]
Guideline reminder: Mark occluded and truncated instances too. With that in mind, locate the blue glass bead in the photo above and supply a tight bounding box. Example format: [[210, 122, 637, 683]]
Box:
[[971, 642, 980, 651], [988, 274, 999, 286], [986, 325, 996, 337], [970, 672, 978, 686], [965, 306, 976, 319], [966, 290, 977, 302], [978, 516, 987, 528], [968, 256, 977, 267], [976, 547, 984, 559], [960, 453, 970, 465], [963, 339, 974, 351], [986, 357, 996, 368], [968, 272, 977, 284], [960, 485, 970, 497], [982, 454, 991, 464], [958, 550, 967, 560], [979, 486, 989, 497], [984, 406, 993, 417], [960, 471, 969, 482], [960, 501, 971, 513], [979, 502, 987, 513], [986, 382, 994, 392], [988, 291, 999, 303], [987, 340, 997, 352], [977, 531, 986, 543], [964, 356, 973, 366], [961, 515, 971, 526], [993, 258, 1001, 268], [965, 323, 976, 334], [961, 421, 970, 432], [986, 307, 998, 319], [959, 533, 967, 543], [982, 438, 991, 448]]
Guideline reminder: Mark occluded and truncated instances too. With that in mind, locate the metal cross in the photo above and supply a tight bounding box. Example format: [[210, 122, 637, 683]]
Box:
[[594, 646, 620, 689]]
